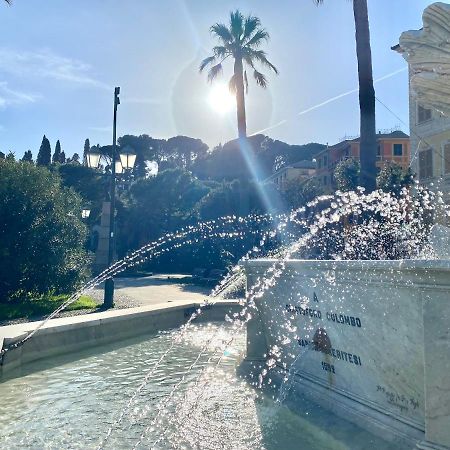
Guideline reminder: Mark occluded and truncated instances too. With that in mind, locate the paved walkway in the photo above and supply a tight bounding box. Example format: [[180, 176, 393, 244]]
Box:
[[95, 274, 211, 307], [0, 276, 220, 353]]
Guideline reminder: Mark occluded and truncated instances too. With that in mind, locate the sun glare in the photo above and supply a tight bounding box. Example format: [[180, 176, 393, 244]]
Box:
[[207, 83, 235, 114]]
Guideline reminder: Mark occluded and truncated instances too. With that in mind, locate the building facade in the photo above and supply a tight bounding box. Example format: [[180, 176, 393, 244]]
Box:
[[315, 130, 410, 190], [394, 3, 450, 199], [264, 160, 316, 191]]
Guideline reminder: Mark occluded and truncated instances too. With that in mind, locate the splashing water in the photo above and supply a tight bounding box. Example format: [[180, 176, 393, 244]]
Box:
[[4, 185, 450, 448]]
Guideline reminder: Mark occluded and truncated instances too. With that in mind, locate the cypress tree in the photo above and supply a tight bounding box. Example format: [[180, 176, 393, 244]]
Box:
[[53, 140, 62, 164], [60, 151, 66, 164], [36, 135, 51, 166]]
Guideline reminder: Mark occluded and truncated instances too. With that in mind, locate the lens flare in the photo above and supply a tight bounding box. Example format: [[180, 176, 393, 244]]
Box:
[[207, 83, 235, 114]]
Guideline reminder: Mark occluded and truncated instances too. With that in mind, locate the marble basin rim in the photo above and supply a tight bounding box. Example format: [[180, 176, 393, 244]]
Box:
[[243, 257, 450, 450]]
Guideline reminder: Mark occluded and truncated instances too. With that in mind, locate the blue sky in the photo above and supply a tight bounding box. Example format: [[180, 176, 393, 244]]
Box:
[[0, 0, 436, 159]]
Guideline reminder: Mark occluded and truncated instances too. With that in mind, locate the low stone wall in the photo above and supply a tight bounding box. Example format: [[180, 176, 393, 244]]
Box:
[[0, 300, 239, 377], [244, 259, 450, 450]]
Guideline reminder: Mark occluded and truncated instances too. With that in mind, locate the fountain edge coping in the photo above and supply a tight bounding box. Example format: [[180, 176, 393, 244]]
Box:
[[0, 299, 240, 376], [242, 258, 450, 271]]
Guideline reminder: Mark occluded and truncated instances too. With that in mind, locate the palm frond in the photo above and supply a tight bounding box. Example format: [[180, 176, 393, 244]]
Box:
[[199, 56, 216, 72], [314, 0, 324, 4], [242, 15, 260, 42], [212, 46, 229, 58], [210, 23, 233, 44], [230, 10, 244, 41], [4, 0, 11, 4], [228, 74, 238, 93], [242, 53, 256, 69], [245, 29, 269, 48], [253, 69, 268, 88], [244, 49, 279, 74], [207, 63, 223, 83]]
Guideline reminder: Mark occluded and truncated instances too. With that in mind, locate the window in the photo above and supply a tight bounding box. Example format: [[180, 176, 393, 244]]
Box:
[[324, 155, 328, 167], [318, 159, 322, 169], [323, 176, 327, 186], [418, 104, 432, 124], [419, 149, 433, 179], [377, 145, 382, 160], [444, 143, 450, 174], [393, 144, 403, 156]]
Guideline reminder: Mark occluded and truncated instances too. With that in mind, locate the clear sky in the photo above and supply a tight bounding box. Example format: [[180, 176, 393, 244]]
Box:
[[0, 0, 437, 159]]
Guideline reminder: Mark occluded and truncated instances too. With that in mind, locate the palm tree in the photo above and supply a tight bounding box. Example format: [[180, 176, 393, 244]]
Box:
[[200, 10, 278, 139], [316, 0, 377, 192]]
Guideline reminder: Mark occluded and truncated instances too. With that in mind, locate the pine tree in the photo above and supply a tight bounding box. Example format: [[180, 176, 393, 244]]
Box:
[[21, 150, 33, 163], [36, 135, 51, 166], [53, 140, 62, 164], [83, 138, 90, 165]]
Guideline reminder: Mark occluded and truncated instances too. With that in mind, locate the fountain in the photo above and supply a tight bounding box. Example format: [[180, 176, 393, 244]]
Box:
[[238, 182, 450, 450], [1, 183, 449, 449], [244, 258, 450, 449]]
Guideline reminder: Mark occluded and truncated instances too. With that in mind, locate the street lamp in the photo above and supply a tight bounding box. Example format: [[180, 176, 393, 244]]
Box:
[[86, 86, 136, 308], [81, 208, 91, 219], [115, 160, 124, 175], [119, 146, 137, 170], [86, 150, 101, 170]]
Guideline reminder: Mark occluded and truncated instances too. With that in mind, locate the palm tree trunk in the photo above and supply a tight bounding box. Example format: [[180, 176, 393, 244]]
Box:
[[234, 57, 247, 138], [353, 0, 377, 192]]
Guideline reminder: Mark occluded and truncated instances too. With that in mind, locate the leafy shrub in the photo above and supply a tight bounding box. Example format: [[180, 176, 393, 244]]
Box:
[[0, 159, 89, 302]]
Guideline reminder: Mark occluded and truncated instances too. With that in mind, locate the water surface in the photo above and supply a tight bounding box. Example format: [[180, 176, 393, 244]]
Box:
[[0, 323, 400, 449]]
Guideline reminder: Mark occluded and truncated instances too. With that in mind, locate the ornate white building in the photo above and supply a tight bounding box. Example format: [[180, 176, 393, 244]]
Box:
[[394, 2, 450, 196]]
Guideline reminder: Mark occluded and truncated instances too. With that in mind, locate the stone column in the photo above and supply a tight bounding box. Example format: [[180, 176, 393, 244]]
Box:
[[94, 201, 112, 273]]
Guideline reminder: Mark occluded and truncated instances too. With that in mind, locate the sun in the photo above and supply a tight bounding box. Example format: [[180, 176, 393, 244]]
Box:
[[207, 83, 235, 114]]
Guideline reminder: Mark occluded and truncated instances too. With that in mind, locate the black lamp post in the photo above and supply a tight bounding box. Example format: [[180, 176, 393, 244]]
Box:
[[86, 87, 136, 308]]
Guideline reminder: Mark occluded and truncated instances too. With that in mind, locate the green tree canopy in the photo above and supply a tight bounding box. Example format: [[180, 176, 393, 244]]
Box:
[[0, 159, 89, 301], [21, 150, 33, 163], [117, 168, 210, 254], [377, 162, 414, 196], [281, 177, 323, 211], [334, 158, 360, 192], [57, 163, 107, 223], [198, 179, 277, 220]]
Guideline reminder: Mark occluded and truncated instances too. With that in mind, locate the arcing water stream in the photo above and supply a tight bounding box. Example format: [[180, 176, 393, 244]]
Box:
[[1, 185, 447, 449]]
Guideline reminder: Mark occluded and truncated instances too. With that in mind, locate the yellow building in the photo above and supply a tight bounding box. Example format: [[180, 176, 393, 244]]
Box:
[[264, 160, 316, 191], [315, 130, 410, 190]]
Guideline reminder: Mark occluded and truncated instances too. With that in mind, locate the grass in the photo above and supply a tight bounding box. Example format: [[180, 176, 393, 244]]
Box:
[[0, 294, 98, 322]]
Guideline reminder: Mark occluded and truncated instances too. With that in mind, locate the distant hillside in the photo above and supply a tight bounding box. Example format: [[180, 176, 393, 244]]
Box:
[[192, 134, 325, 181]]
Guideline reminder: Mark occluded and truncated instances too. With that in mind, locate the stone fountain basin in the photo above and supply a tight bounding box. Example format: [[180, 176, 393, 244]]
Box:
[[244, 259, 450, 450], [0, 299, 240, 377]]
